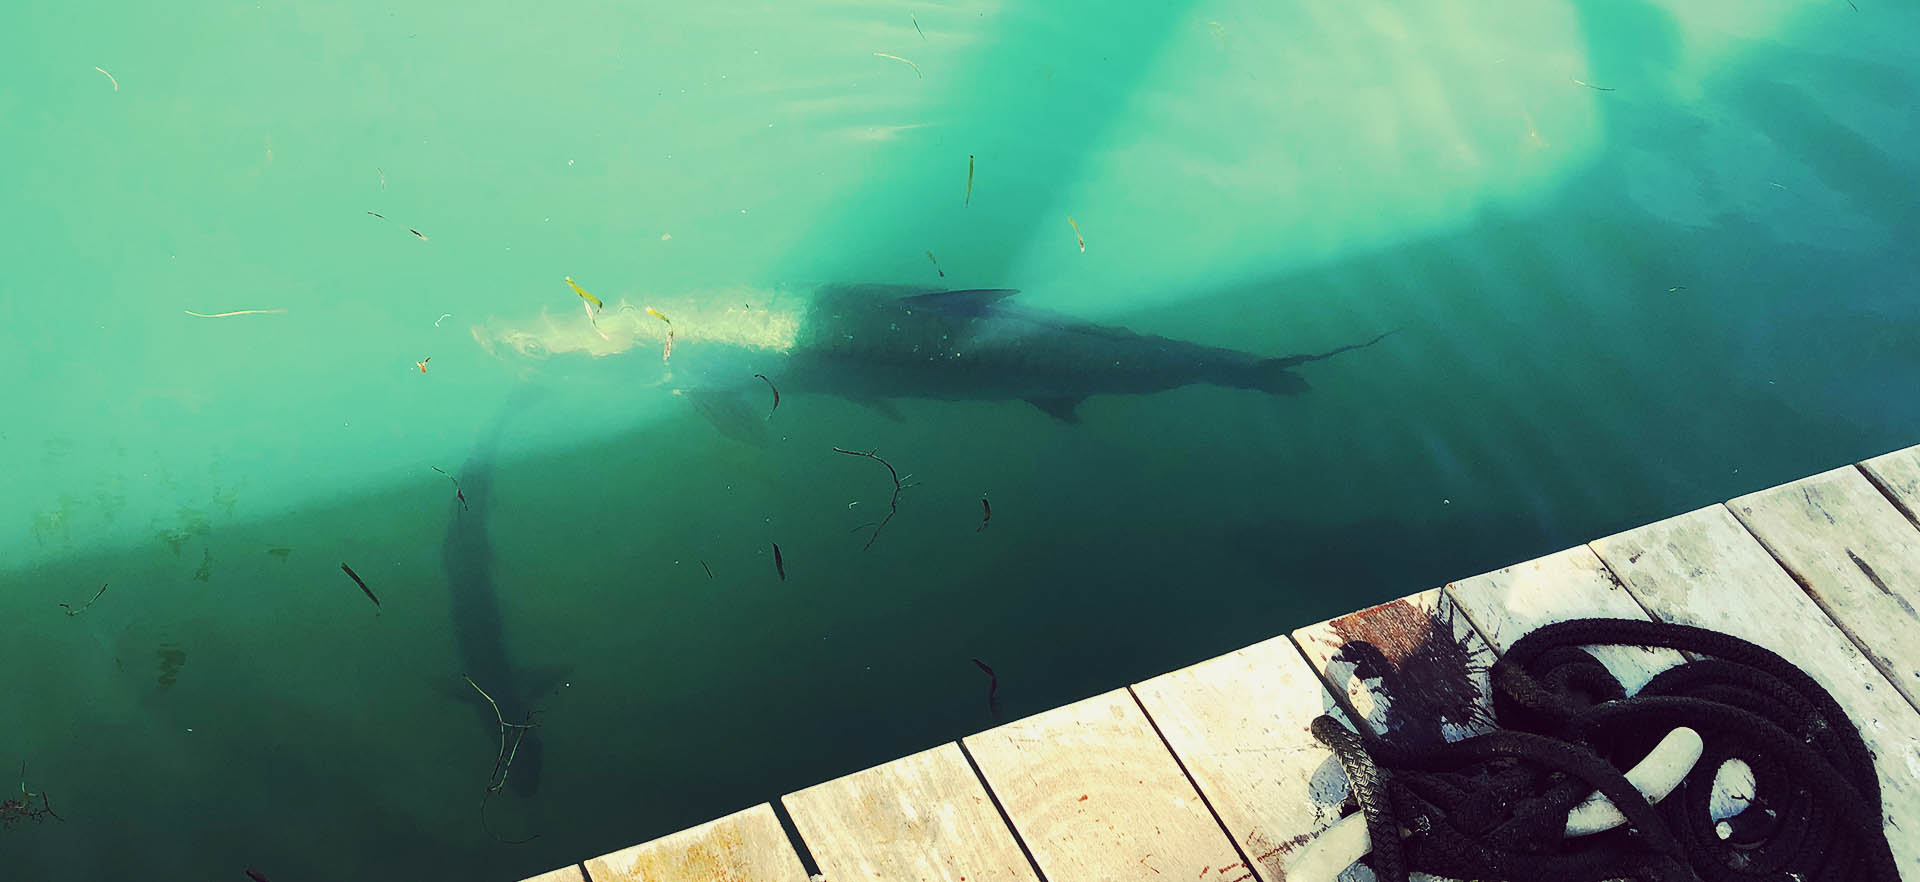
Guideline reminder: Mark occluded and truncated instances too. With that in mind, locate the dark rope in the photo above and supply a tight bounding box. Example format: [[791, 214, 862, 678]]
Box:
[[1310, 618, 1899, 882]]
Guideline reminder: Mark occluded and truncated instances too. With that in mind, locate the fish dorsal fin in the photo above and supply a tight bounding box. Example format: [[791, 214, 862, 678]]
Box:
[[1025, 396, 1084, 423], [901, 288, 1021, 317]]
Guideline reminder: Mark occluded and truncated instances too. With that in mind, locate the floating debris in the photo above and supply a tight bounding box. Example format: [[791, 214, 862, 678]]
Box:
[[340, 563, 379, 609], [772, 542, 786, 581], [972, 658, 1002, 718], [1571, 77, 1615, 92], [93, 66, 118, 91], [435, 313, 452, 327], [926, 250, 945, 278], [753, 373, 780, 419], [59, 583, 108, 617], [366, 211, 429, 241], [833, 447, 918, 550], [415, 357, 431, 373], [184, 308, 286, 318], [873, 52, 922, 78], [966, 155, 974, 206], [701, 560, 714, 580], [912, 14, 926, 41], [1067, 216, 1086, 253]]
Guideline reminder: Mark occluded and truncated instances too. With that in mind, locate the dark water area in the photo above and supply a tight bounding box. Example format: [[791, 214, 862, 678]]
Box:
[[3, 0, 1917, 879]]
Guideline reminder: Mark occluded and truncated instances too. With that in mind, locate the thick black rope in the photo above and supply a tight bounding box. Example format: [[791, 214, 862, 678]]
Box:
[[1311, 618, 1899, 882]]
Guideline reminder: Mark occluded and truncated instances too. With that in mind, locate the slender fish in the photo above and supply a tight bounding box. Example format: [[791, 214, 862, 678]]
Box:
[[772, 542, 786, 581], [753, 373, 780, 418], [978, 496, 991, 532]]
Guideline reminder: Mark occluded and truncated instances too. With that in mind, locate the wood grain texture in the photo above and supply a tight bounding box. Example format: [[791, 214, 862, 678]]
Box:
[[1861, 443, 1920, 526], [582, 804, 808, 882], [521, 865, 587, 882], [1591, 505, 1920, 871], [963, 689, 1251, 882], [1730, 466, 1920, 712], [782, 742, 1038, 882], [1292, 587, 1495, 745], [1446, 545, 1683, 692], [1132, 634, 1351, 880]]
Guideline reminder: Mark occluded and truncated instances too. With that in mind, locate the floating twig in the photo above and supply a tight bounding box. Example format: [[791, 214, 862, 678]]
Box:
[[772, 542, 786, 581], [463, 675, 541, 844], [59, 583, 108, 617], [432, 466, 469, 511], [971, 658, 1002, 719], [966, 155, 974, 206], [926, 250, 945, 278], [978, 496, 991, 532], [833, 447, 919, 549], [340, 563, 379, 609], [874, 52, 922, 78], [701, 560, 714, 580], [377, 167, 387, 190], [415, 357, 432, 374], [753, 374, 780, 419], [1067, 216, 1086, 253], [0, 762, 64, 828], [1571, 77, 1615, 91], [366, 211, 429, 240], [912, 14, 926, 41], [644, 307, 675, 361], [184, 308, 286, 318], [435, 313, 452, 327], [93, 66, 118, 91]]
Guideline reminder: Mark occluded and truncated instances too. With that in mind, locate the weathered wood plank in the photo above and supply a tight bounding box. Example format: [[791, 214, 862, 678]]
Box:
[[1131, 634, 1351, 880], [782, 742, 1038, 882], [582, 804, 809, 882], [1860, 443, 1920, 526], [1730, 466, 1920, 712], [962, 689, 1249, 882], [522, 865, 587, 882], [1445, 545, 1684, 692], [1591, 505, 1920, 870], [1292, 587, 1496, 745]]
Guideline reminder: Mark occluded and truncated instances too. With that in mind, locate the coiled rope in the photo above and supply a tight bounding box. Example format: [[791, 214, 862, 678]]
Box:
[[1311, 618, 1899, 882]]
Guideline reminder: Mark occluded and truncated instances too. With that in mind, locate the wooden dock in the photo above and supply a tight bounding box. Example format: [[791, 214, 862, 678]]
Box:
[[523, 444, 1920, 881]]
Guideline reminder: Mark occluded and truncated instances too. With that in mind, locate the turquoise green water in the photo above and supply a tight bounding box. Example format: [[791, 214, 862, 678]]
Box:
[[3, 0, 1917, 878]]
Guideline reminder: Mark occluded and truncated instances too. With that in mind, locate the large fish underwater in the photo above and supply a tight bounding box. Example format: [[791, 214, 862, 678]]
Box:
[[471, 283, 1391, 432]]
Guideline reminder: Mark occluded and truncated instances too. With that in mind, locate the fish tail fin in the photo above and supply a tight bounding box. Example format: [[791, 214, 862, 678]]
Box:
[[1250, 328, 1401, 393]]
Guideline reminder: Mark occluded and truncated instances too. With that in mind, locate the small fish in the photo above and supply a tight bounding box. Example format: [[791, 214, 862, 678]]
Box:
[[1668, 286, 1688, 293], [966, 155, 974, 207], [926, 250, 945, 277], [701, 560, 714, 580], [415, 357, 431, 373], [408, 228, 429, 241], [754, 373, 780, 418], [564, 276, 603, 312], [456, 488, 469, 511], [1570, 77, 1615, 92], [978, 496, 991, 532], [341, 563, 380, 609], [366, 211, 386, 218], [245, 870, 272, 882], [1067, 216, 1086, 253], [772, 542, 786, 581]]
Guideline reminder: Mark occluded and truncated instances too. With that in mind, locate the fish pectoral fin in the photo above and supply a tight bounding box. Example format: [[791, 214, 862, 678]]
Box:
[[1025, 396, 1085, 423], [900, 288, 1021, 317]]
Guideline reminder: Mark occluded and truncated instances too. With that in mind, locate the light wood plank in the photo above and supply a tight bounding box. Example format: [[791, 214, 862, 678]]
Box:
[[782, 742, 1038, 882], [582, 804, 809, 882], [1131, 634, 1351, 880], [1861, 443, 1920, 526], [522, 865, 587, 882], [1591, 505, 1920, 870], [1730, 466, 1920, 712], [1292, 587, 1495, 745], [1445, 545, 1683, 692], [963, 689, 1249, 882]]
